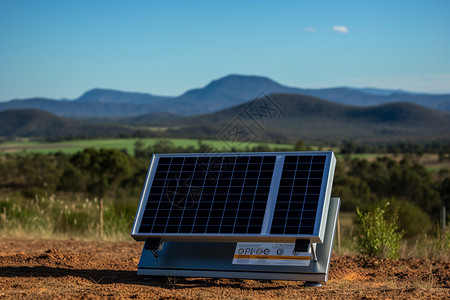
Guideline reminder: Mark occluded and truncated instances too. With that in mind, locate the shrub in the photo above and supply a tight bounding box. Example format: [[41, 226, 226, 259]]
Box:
[[356, 203, 405, 259], [384, 198, 431, 238]]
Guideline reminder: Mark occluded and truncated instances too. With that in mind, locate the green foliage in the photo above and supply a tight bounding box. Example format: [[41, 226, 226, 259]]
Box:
[[340, 140, 450, 155], [58, 163, 85, 192], [382, 198, 431, 238], [294, 140, 307, 151], [334, 155, 443, 218], [439, 171, 450, 209], [68, 148, 132, 198], [356, 203, 405, 259], [0, 140, 448, 245], [333, 162, 372, 211]]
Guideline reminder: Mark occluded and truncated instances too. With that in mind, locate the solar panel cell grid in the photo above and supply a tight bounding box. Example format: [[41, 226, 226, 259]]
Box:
[[134, 152, 333, 241], [139, 155, 276, 235], [270, 155, 326, 235]]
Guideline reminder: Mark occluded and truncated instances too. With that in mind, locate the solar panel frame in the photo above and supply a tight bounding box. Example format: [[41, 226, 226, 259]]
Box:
[[131, 151, 336, 243]]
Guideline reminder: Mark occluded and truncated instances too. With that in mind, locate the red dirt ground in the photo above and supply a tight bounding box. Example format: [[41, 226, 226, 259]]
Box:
[[0, 238, 448, 299]]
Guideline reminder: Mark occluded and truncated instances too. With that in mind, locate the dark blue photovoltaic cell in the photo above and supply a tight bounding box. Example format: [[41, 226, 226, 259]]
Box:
[[270, 155, 326, 235], [136, 152, 333, 238], [138, 155, 276, 234]]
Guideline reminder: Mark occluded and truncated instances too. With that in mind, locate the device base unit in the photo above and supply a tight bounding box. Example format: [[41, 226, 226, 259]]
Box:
[[136, 197, 340, 283]]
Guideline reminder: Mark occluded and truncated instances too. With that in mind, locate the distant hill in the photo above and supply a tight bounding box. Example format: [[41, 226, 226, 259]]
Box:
[[0, 109, 137, 138], [77, 88, 171, 104], [1, 94, 449, 142], [0, 98, 173, 118], [1, 74, 449, 118], [354, 87, 414, 96], [70, 75, 450, 113], [155, 93, 450, 143]]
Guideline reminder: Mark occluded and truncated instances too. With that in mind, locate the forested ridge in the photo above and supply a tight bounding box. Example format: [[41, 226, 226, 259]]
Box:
[[1, 91, 450, 143]]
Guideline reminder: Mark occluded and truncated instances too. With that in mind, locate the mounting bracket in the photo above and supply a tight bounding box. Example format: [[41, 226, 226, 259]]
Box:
[[136, 197, 340, 283]]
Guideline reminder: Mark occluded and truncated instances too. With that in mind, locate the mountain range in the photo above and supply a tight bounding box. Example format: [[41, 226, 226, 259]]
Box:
[[2, 93, 449, 143], [153, 93, 450, 143], [1, 74, 449, 118]]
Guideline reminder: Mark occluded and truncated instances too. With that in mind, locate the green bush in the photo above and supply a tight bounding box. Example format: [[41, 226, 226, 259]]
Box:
[[383, 198, 431, 238], [356, 203, 405, 259]]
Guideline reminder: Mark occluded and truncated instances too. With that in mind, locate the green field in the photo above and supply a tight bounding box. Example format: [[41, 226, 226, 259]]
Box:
[[0, 138, 293, 155]]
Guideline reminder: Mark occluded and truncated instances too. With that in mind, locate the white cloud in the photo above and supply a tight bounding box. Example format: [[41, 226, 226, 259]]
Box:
[[304, 27, 317, 32], [332, 26, 349, 34]]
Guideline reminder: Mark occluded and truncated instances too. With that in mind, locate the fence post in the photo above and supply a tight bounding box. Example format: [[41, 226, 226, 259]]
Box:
[[337, 216, 341, 253], [99, 198, 104, 238], [442, 205, 446, 232]]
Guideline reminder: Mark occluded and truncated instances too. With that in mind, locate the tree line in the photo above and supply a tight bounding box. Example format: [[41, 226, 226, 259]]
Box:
[[0, 140, 448, 238], [340, 140, 450, 157]]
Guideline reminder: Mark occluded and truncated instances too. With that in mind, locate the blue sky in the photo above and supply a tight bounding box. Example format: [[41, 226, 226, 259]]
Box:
[[1, 0, 449, 100]]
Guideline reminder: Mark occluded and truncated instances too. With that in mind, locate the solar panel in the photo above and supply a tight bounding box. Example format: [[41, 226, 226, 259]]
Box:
[[132, 151, 336, 243], [139, 155, 276, 235], [271, 155, 327, 236]]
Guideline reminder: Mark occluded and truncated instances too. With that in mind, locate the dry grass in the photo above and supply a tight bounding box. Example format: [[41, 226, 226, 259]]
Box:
[[0, 194, 133, 241]]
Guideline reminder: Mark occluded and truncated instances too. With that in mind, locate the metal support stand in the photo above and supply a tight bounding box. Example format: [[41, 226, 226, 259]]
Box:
[[137, 198, 340, 283], [304, 281, 323, 287], [311, 243, 318, 262]]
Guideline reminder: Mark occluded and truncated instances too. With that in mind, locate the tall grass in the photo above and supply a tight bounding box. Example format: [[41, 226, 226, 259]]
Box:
[[0, 194, 136, 240], [409, 228, 450, 260], [1, 194, 449, 260], [334, 212, 358, 254]]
